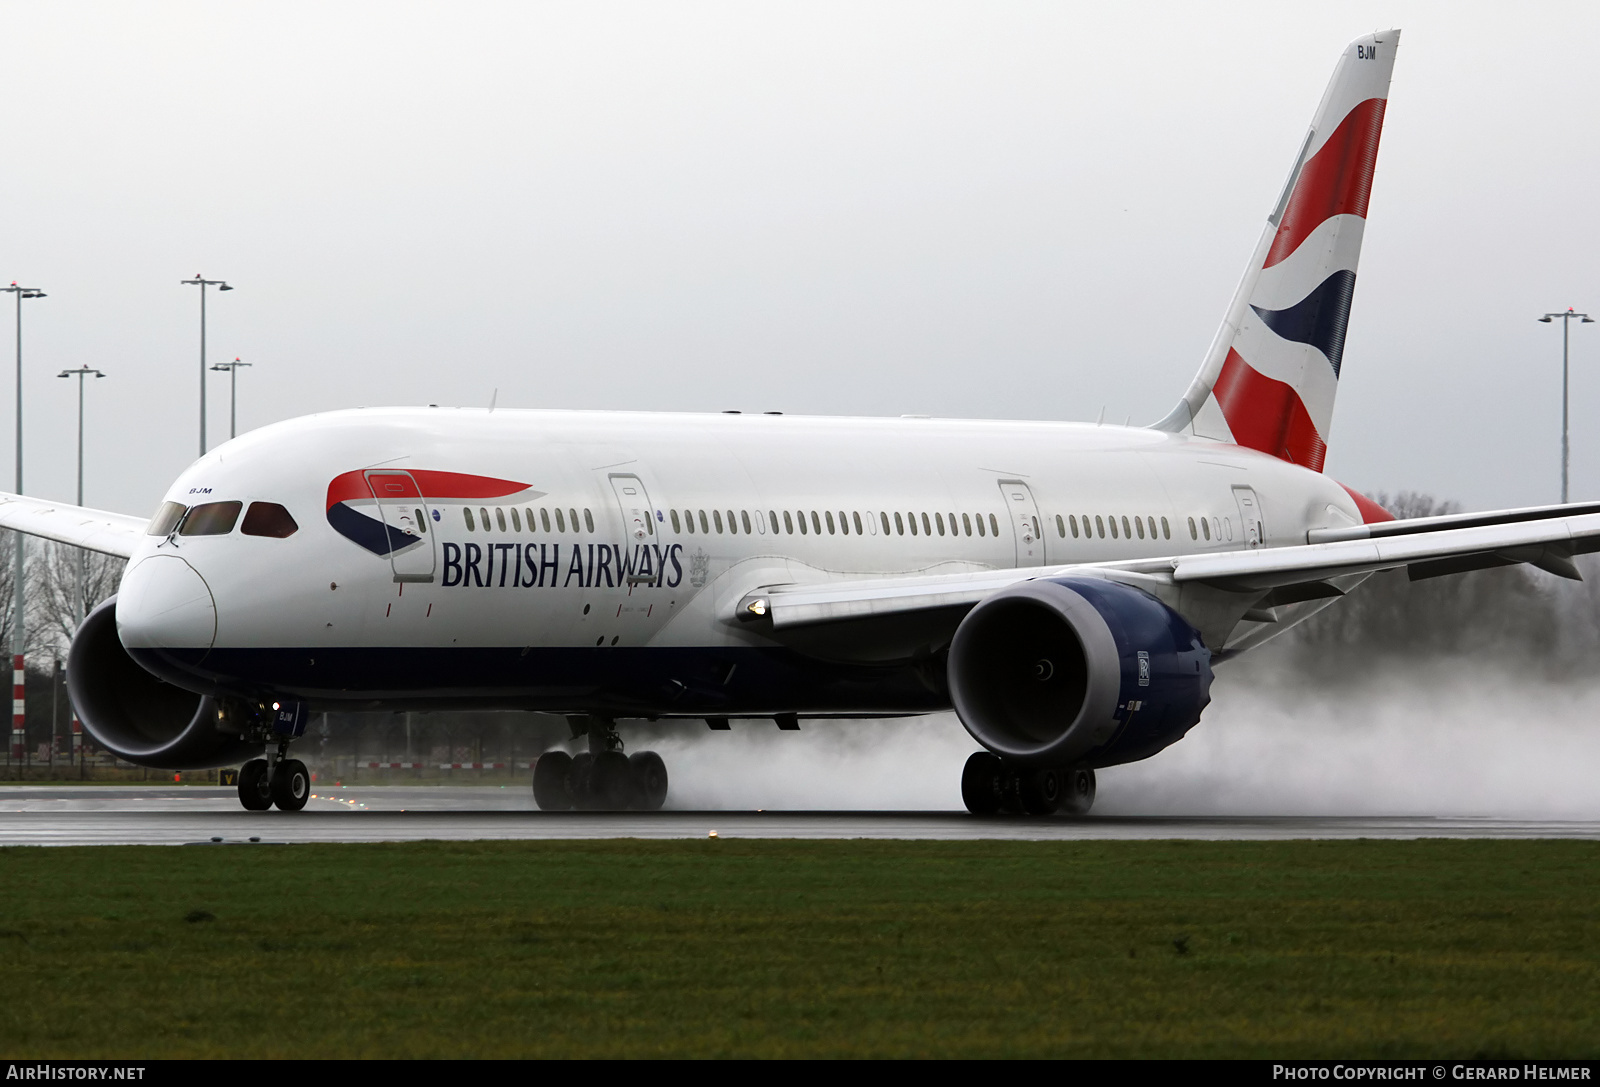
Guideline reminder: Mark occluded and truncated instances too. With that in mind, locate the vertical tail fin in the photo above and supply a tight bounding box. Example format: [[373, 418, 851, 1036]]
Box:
[[1154, 30, 1399, 471]]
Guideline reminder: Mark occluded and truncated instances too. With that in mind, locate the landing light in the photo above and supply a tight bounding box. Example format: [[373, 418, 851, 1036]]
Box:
[[745, 598, 768, 618]]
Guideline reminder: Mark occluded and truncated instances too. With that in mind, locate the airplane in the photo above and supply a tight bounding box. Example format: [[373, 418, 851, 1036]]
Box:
[[4, 28, 1599, 816]]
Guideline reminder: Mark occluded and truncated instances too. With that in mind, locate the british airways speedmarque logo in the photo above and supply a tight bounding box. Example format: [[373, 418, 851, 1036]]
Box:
[[326, 469, 538, 557]]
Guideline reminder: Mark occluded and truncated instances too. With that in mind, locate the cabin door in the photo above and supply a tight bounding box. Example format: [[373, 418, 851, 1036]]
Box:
[[364, 470, 436, 582], [998, 480, 1045, 567], [1232, 485, 1265, 548]]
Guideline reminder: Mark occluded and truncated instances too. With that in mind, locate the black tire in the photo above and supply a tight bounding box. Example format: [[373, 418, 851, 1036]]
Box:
[[588, 750, 637, 810], [271, 759, 310, 812], [237, 758, 272, 811], [961, 751, 1006, 815], [1060, 768, 1096, 816], [629, 751, 668, 811], [569, 752, 595, 810], [1018, 766, 1065, 816], [532, 751, 574, 810]]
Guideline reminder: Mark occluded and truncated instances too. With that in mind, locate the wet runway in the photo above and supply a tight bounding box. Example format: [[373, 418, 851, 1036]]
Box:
[[2, 786, 1599, 846]]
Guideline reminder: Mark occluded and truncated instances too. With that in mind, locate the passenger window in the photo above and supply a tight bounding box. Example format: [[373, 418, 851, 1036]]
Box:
[[907, 512, 917, 536], [584, 509, 595, 533], [1123, 516, 1133, 539], [697, 510, 708, 534], [496, 508, 507, 532], [922, 512, 932, 536], [1069, 515, 1079, 538], [1134, 516, 1145, 540], [1202, 518, 1211, 541], [797, 511, 808, 535], [1188, 516, 1197, 540], [989, 514, 999, 537], [570, 508, 580, 532], [179, 500, 243, 536], [414, 508, 427, 534], [464, 507, 477, 532], [838, 511, 849, 536], [880, 512, 891, 535], [1161, 516, 1171, 540], [241, 502, 298, 538], [852, 511, 863, 535], [726, 510, 737, 534], [147, 501, 188, 536], [741, 511, 752, 534], [1054, 514, 1064, 538], [894, 512, 904, 535], [510, 508, 521, 532], [808, 511, 819, 534], [541, 508, 552, 532], [783, 511, 794, 534], [670, 510, 681, 533], [1109, 516, 1119, 540], [963, 513, 972, 536], [936, 513, 946, 537], [479, 507, 491, 531], [825, 511, 836, 534], [1095, 515, 1105, 538], [713, 510, 724, 533], [975, 513, 984, 537], [556, 508, 566, 532], [768, 511, 780, 534]]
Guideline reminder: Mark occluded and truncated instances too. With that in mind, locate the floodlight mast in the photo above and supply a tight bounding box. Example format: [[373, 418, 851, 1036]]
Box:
[[181, 276, 232, 457], [209, 357, 252, 440], [2, 283, 44, 764], [56, 365, 104, 767], [1540, 308, 1595, 504]]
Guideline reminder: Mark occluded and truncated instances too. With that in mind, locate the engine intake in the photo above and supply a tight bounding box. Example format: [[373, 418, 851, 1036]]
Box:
[[66, 595, 260, 769], [948, 577, 1212, 768]]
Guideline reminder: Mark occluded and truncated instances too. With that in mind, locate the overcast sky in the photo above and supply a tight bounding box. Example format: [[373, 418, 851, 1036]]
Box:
[[3, 1, 1598, 517]]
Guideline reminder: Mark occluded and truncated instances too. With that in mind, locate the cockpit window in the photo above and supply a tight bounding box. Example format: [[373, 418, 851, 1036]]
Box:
[[179, 500, 243, 536], [147, 501, 187, 536], [241, 502, 299, 538]]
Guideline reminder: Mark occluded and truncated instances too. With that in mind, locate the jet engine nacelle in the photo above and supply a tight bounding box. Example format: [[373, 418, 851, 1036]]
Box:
[[948, 577, 1213, 769], [66, 595, 260, 769]]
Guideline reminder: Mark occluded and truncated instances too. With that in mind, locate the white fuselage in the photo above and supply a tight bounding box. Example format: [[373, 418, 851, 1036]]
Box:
[[115, 407, 1362, 715]]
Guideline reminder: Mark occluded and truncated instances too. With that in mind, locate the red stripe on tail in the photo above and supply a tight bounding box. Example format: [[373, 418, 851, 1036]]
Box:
[[1265, 97, 1387, 268], [1213, 350, 1328, 471]]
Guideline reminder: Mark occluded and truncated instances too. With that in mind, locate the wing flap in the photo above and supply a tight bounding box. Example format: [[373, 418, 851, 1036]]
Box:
[[0, 492, 146, 559]]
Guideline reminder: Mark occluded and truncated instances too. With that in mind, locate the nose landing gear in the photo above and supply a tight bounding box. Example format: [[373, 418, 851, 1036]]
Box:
[[960, 751, 1095, 816], [532, 716, 669, 812]]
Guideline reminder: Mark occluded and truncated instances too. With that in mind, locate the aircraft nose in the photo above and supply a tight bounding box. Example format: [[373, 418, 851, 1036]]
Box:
[[116, 555, 217, 651]]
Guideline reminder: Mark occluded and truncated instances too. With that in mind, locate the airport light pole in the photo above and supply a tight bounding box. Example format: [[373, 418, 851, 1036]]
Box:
[[1540, 308, 1594, 503], [209, 357, 252, 440], [3, 283, 45, 765], [58, 365, 104, 768], [181, 276, 232, 457]]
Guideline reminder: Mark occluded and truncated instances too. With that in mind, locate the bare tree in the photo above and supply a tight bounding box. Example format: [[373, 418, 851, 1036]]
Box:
[[32, 541, 124, 657]]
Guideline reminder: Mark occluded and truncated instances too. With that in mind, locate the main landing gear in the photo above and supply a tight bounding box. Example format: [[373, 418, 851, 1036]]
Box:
[[961, 752, 1095, 816], [236, 742, 310, 812], [532, 716, 668, 812]]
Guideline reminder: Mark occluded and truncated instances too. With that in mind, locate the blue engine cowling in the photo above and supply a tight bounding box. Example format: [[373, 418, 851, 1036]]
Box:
[[66, 595, 261, 769], [948, 577, 1213, 768]]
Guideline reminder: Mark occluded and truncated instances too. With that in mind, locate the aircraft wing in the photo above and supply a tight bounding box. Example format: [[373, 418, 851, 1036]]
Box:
[[735, 505, 1600, 632], [0, 492, 146, 559]]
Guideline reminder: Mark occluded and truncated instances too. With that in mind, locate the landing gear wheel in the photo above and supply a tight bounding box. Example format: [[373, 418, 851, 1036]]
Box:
[[237, 759, 272, 811], [568, 752, 596, 809], [271, 759, 310, 812], [629, 751, 668, 811], [533, 751, 574, 810], [588, 750, 637, 810], [1018, 766, 1065, 815], [961, 752, 1007, 815], [1060, 768, 1096, 816]]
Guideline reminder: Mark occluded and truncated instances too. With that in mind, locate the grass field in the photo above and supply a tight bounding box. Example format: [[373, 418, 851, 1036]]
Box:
[[0, 838, 1595, 1058]]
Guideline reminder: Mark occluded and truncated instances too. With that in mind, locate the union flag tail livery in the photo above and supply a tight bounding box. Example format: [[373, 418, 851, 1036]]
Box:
[[1157, 30, 1399, 471]]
